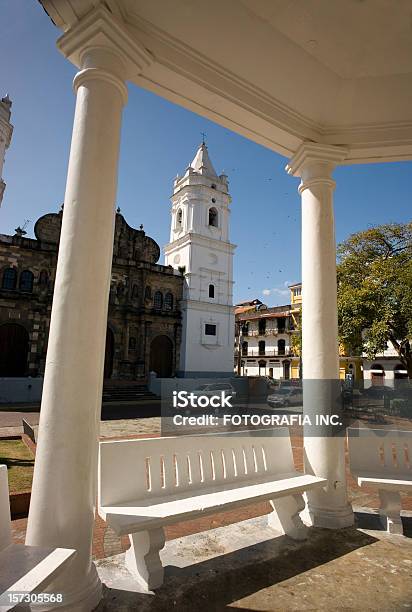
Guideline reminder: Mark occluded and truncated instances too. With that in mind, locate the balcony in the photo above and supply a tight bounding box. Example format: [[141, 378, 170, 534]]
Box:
[[236, 348, 294, 358], [244, 328, 290, 338]]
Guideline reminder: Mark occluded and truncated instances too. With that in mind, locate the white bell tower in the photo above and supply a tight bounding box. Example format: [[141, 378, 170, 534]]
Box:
[[165, 143, 235, 376]]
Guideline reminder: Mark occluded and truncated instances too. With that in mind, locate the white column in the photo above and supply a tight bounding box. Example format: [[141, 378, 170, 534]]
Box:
[[286, 143, 354, 529], [25, 47, 127, 610]]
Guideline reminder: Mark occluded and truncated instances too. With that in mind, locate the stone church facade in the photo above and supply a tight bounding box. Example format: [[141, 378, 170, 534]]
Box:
[[0, 209, 183, 380]]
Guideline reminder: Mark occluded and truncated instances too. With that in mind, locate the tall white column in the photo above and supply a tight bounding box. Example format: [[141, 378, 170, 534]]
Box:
[[25, 47, 127, 610], [286, 143, 354, 529]]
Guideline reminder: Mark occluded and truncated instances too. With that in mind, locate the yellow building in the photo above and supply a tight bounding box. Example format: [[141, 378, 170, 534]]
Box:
[[288, 283, 302, 379], [288, 282, 363, 382]]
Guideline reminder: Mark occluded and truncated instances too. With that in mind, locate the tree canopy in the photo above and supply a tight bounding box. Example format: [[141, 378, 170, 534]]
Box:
[[337, 223, 412, 378]]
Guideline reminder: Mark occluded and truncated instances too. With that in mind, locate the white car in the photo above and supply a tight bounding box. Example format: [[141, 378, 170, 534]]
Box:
[[189, 382, 237, 410], [267, 386, 303, 410]]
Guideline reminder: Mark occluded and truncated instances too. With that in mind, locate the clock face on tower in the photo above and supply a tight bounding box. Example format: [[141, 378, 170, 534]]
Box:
[[209, 253, 218, 265]]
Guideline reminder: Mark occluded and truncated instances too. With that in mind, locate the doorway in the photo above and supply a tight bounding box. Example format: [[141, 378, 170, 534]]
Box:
[[149, 335, 173, 377], [0, 323, 29, 376]]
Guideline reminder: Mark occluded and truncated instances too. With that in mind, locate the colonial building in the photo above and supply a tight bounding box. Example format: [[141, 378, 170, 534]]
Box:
[[234, 289, 300, 380], [0, 209, 183, 380], [165, 143, 235, 376], [235, 282, 408, 386], [0, 94, 13, 207]]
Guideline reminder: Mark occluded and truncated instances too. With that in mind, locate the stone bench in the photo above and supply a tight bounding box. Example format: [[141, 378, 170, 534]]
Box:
[[0, 465, 76, 611], [348, 427, 412, 535], [98, 429, 326, 590]]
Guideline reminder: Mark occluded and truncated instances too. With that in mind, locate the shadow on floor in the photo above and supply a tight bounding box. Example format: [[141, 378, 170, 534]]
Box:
[[99, 527, 379, 612], [355, 510, 412, 537], [101, 403, 160, 420]]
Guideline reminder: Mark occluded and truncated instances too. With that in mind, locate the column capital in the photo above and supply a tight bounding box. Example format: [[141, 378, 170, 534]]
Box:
[[285, 142, 348, 179], [57, 5, 153, 81]]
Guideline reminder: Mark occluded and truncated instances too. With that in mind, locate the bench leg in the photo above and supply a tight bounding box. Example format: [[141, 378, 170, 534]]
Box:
[[125, 528, 166, 590], [268, 493, 308, 540], [379, 490, 403, 535]]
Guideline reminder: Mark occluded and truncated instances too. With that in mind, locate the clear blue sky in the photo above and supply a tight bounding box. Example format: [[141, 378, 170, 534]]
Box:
[[1, 1, 411, 305]]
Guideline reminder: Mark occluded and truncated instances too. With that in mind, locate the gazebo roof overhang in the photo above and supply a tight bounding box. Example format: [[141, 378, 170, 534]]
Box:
[[40, 0, 412, 164]]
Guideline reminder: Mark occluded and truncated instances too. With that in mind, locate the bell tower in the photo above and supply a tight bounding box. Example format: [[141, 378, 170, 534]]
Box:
[[165, 143, 235, 376]]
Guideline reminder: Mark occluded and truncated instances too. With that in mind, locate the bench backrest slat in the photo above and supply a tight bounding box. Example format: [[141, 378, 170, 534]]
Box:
[[99, 429, 295, 507], [348, 428, 412, 478]]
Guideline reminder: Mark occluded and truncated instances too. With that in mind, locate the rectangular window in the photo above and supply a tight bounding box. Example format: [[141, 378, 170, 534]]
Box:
[[205, 324, 216, 336]]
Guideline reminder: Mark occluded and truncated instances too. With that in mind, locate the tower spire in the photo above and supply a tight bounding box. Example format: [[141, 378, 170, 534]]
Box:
[[190, 141, 218, 178]]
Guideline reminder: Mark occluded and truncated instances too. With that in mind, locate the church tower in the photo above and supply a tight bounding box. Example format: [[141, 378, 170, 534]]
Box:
[[0, 95, 13, 208], [165, 143, 235, 376]]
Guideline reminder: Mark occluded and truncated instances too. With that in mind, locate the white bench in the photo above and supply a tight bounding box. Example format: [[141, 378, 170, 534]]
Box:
[[0, 465, 76, 611], [98, 429, 326, 590], [348, 428, 412, 535]]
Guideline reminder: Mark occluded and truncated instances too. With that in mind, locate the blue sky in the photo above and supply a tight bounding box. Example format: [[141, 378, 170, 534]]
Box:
[[1, 2, 411, 306]]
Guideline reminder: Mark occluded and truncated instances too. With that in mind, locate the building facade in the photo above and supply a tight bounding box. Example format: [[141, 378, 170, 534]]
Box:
[[234, 292, 300, 380], [0, 209, 183, 380], [235, 282, 408, 386], [165, 143, 235, 376]]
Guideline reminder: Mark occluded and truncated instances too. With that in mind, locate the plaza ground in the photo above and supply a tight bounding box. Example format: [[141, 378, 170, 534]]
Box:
[[2, 407, 411, 610]]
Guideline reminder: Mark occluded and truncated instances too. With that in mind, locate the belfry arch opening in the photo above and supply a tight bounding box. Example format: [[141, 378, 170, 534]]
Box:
[[208, 207, 218, 227], [176, 208, 183, 229]]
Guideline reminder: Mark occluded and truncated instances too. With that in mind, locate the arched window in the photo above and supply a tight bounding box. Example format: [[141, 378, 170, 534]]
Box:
[[208, 207, 218, 227], [153, 291, 163, 310], [145, 286, 152, 300], [19, 270, 34, 293], [208, 284, 215, 298], [39, 270, 49, 287], [132, 284, 139, 299], [164, 292, 173, 310], [278, 339, 286, 356], [2, 268, 17, 290], [258, 318, 266, 335], [176, 208, 183, 228]]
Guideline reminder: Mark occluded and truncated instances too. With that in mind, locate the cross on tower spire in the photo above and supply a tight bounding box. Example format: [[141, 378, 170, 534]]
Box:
[[201, 132, 206, 145]]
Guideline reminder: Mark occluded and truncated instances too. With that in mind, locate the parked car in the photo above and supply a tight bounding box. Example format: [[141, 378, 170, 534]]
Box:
[[190, 382, 237, 409], [267, 386, 303, 409]]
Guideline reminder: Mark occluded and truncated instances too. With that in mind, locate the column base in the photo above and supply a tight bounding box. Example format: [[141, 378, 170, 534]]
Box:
[[32, 563, 102, 612], [301, 501, 354, 530]]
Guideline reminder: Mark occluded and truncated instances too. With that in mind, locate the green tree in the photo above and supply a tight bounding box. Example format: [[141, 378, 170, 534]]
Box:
[[337, 223, 412, 379]]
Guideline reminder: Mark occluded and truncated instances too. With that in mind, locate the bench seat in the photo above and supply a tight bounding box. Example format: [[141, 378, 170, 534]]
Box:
[[0, 545, 76, 612], [348, 427, 412, 535], [356, 475, 412, 491], [98, 430, 326, 590], [0, 465, 76, 611], [100, 471, 324, 535]]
